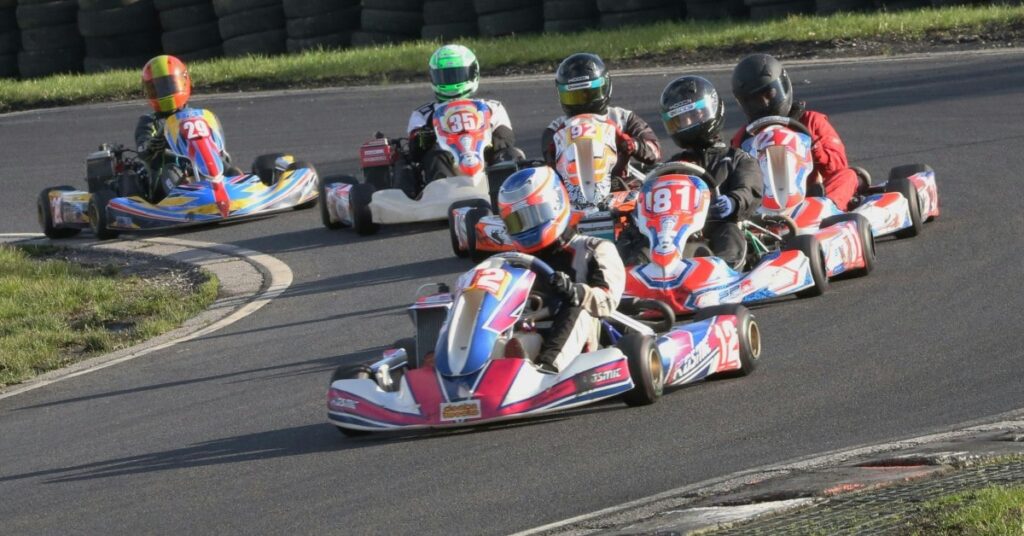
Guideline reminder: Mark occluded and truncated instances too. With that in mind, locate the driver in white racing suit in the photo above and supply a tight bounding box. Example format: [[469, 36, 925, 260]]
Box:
[[497, 165, 625, 373]]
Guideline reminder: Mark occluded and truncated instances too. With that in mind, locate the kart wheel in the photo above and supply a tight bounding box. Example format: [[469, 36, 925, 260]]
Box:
[[251, 152, 288, 187], [852, 166, 872, 195], [319, 175, 356, 230], [886, 177, 924, 239], [618, 297, 675, 334], [37, 186, 81, 239], [888, 164, 935, 222], [820, 213, 875, 278], [394, 337, 417, 369], [784, 234, 828, 297], [285, 160, 318, 210], [447, 199, 490, 258], [619, 333, 663, 406], [349, 182, 379, 235], [88, 188, 120, 240], [465, 206, 492, 263], [694, 304, 761, 378]]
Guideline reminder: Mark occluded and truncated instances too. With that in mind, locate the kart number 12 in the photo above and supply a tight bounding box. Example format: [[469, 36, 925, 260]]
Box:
[[470, 268, 509, 297]]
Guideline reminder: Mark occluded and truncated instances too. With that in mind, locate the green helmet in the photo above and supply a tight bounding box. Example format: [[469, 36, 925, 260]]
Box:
[[429, 44, 480, 102]]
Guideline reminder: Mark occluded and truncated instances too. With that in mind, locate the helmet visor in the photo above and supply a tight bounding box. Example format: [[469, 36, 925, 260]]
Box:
[[431, 64, 478, 86], [144, 74, 186, 100], [504, 202, 559, 235], [661, 98, 715, 136], [737, 79, 788, 119], [557, 77, 607, 107]]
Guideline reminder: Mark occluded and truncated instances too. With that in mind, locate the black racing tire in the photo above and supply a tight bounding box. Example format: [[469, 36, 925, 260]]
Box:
[[542, 18, 597, 33], [282, 0, 358, 18], [285, 7, 360, 38], [784, 233, 828, 297], [544, 0, 597, 19], [423, 0, 476, 24], [682, 241, 713, 258], [222, 28, 286, 57], [820, 212, 875, 278], [815, 0, 871, 14], [473, 0, 534, 14], [211, 0, 278, 16], [16, 0, 77, 30], [88, 188, 120, 240], [84, 55, 152, 73], [478, 7, 542, 36], [350, 30, 415, 47], [0, 52, 16, 77], [154, 0, 209, 9], [78, 2, 159, 37], [693, 304, 761, 378], [596, 0, 672, 12], [161, 23, 222, 53], [394, 336, 417, 369], [19, 23, 81, 52], [0, 9, 13, 34], [158, 3, 216, 30], [251, 152, 287, 186], [17, 48, 82, 77], [465, 206, 492, 263], [362, 0, 423, 9], [37, 185, 81, 239], [319, 175, 356, 229], [852, 165, 872, 195], [218, 4, 283, 40], [599, 6, 680, 28], [286, 32, 351, 53], [350, 182, 379, 235], [888, 163, 935, 222], [618, 332, 663, 406], [618, 297, 675, 334], [285, 160, 319, 209], [78, 0, 148, 9], [0, 31, 18, 55], [421, 22, 478, 40], [886, 177, 923, 239], [177, 44, 222, 60], [747, 0, 814, 20], [85, 33, 160, 58], [360, 8, 422, 35], [684, 0, 746, 19], [447, 198, 490, 258]]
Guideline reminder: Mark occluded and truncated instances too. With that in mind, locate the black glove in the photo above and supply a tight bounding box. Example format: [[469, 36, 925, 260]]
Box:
[[412, 128, 436, 151], [142, 134, 166, 155], [549, 271, 582, 307]]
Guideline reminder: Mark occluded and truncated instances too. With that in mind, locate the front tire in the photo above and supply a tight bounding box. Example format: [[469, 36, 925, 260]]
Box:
[[694, 304, 761, 378], [447, 199, 490, 258], [465, 206, 492, 263], [319, 175, 356, 229], [88, 188, 120, 240], [820, 213, 875, 277], [618, 333, 664, 406], [349, 182, 379, 235], [252, 152, 288, 186], [784, 234, 827, 297], [37, 186, 81, 239], [886, 177, 923, 239]]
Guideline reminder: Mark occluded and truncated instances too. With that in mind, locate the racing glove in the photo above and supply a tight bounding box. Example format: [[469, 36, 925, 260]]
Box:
[[709, 195, 736, 219], [140, 134, 166, 156], [549, 271, 583, 307], [615, 129, 637, 158], [412, 128, 437, 152]]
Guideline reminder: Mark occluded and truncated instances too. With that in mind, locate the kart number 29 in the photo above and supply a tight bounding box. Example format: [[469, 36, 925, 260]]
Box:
[[182, 119, 212, 140]]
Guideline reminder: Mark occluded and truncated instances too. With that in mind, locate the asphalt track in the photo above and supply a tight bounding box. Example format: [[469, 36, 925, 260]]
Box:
[[1, 50, 1022, 535]]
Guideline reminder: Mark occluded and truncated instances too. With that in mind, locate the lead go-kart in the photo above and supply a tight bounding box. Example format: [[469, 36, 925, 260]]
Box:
[[319, 98, 523, 235], [327, 252, 762, 436], [37, 107, 319, 239]]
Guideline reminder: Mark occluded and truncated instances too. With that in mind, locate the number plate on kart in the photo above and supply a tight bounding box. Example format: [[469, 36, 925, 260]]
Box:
[[440, 400, 482, 422]]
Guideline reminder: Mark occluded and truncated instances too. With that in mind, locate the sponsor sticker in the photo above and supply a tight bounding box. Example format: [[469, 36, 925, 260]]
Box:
[[329, 397, 359, 411], [590, 369, 622, 383], [440, 400, 482, 422]]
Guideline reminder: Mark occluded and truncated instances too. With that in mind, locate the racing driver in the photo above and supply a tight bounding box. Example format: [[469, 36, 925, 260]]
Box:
[[497, 165, 626, 374]]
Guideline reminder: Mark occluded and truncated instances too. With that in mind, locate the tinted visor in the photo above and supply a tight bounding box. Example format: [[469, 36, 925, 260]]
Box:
[[431, 64, 478, 86], [661, 98, 714, 136], [503, 202, 558, 235], [144, 75, 186, 100], [737, 79, 788, 118], [557, 78, 607, 107]]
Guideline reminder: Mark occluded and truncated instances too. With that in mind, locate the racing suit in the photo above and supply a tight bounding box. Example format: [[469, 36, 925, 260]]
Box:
[[406, 99, 517, 182], [617, 142, 763, 269], [535, 232, 625, 372], [541, 106, 662, 179], [732, 102, 858, 210], [135, 112, 180, 202]]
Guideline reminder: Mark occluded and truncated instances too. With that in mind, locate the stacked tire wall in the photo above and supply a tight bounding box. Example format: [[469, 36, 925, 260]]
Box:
[[422, 0, 476, 41], [598, 0, 684, 28], [17, 0, 82, 77], [214, 0, 285, 57], [79, 0, 162, 73], [475, 0, 542, 37], [0, 0, 18, 77], [355, 0, 422, 47], [284, 0, 360, 53], [157, 0, 221, 61]]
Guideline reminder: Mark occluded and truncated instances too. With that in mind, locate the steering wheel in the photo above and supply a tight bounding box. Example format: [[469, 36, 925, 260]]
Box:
[[745, 115, 812, 137], [492, 252, 555, 280], [644, 160, 722, 196]]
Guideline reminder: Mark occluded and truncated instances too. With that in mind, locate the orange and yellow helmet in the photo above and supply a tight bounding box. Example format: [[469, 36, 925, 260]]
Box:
[[141, 55, 191, 114]]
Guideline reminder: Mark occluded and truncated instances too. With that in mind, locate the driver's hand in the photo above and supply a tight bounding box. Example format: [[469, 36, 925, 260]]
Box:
[[549, 271, 582, 307], [142, 135, 166, 154], [412, 128, 436, 151], [615, 129, 637, 157]]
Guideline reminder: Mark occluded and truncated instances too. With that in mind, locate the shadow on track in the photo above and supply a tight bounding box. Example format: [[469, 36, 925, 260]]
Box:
[[277, 256, 468, 299]]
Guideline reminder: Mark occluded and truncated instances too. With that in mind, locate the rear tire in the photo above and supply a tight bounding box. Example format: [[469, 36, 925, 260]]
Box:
[[447, 199, 490, 258], [349, 182, 378, 235], [619, 333, 663, 406], [784, 234, 827, 297], [37, 185, 81, 239], [465, 206, 492, 263], [820, 213, 875, 277], [319, 175, 355, 229], [886, 177, 923, 239], [693, 304, 761, 378], [88, 188, 120, 240], [251, 152, 288, 186]]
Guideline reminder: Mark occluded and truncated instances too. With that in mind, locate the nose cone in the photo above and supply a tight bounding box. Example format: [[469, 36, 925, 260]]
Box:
[[212, 181, 230, 218]]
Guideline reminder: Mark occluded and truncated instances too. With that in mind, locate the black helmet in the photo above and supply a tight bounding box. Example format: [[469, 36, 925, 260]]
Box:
[[731, 53, 793, 121], [555, 53, 612, 116], [659, 75, 725, 149]]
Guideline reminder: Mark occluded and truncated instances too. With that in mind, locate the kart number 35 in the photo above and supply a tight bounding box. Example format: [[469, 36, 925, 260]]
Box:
[[441, 109, 483, 134]]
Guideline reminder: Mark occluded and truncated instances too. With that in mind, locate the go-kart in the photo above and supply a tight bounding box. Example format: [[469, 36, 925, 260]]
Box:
[[319, 98, 515, 235], [447, 113, 643, 261], [741, 115, 939, 240], [623, 161, 874, 314], [37, 107, 319, 240], [326, 252, 762, 435]]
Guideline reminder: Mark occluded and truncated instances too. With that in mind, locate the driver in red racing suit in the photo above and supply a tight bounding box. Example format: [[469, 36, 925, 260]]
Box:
[[730, 53, 859, 211], [497, 166, 625, 374]]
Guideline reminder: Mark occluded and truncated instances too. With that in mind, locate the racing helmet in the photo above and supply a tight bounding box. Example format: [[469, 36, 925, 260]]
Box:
[[731, 53, 793, 121], [660, 75, 725, 149], [429, 44, 480, 102], [555, 53, 612, 116], [142, 55, 191, 115], [497, 166, 571, 253]]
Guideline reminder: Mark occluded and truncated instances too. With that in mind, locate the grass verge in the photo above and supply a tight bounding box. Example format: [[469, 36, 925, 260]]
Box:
[[903, 484, 1024, 535], [1, 5, 1024, 112], [0, 245, 218, 387]]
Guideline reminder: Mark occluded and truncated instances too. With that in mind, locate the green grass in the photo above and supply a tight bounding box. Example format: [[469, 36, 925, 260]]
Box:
[[1, 4, 1023, 112], [905, 484, 1024, 535], [0, 245, 218, 387]]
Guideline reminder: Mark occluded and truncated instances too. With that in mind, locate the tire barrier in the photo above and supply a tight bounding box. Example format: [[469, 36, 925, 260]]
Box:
[[475, 0, 543, 37], [284, 0, 359, 53], [597, 0, 684, 29], [157, 0, 221, 61], [79, 0, 162, 73], [353, 0, 422, 46], [422, 0, 477, 41], [17, 0, 83, 77], [543, 0, 599, 33], [0, 0, 19, 77], [213, 0, 285, 57]]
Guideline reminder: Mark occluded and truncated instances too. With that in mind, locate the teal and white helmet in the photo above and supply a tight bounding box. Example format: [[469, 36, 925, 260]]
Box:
[[429, 44, 480, 102]]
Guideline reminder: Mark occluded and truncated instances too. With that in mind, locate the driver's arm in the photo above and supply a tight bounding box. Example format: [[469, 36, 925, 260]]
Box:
[[134, 114, 162, 161], [577, 240, 626, 318], [720, 149, 764, 222], [489, 102, 515, 153]]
